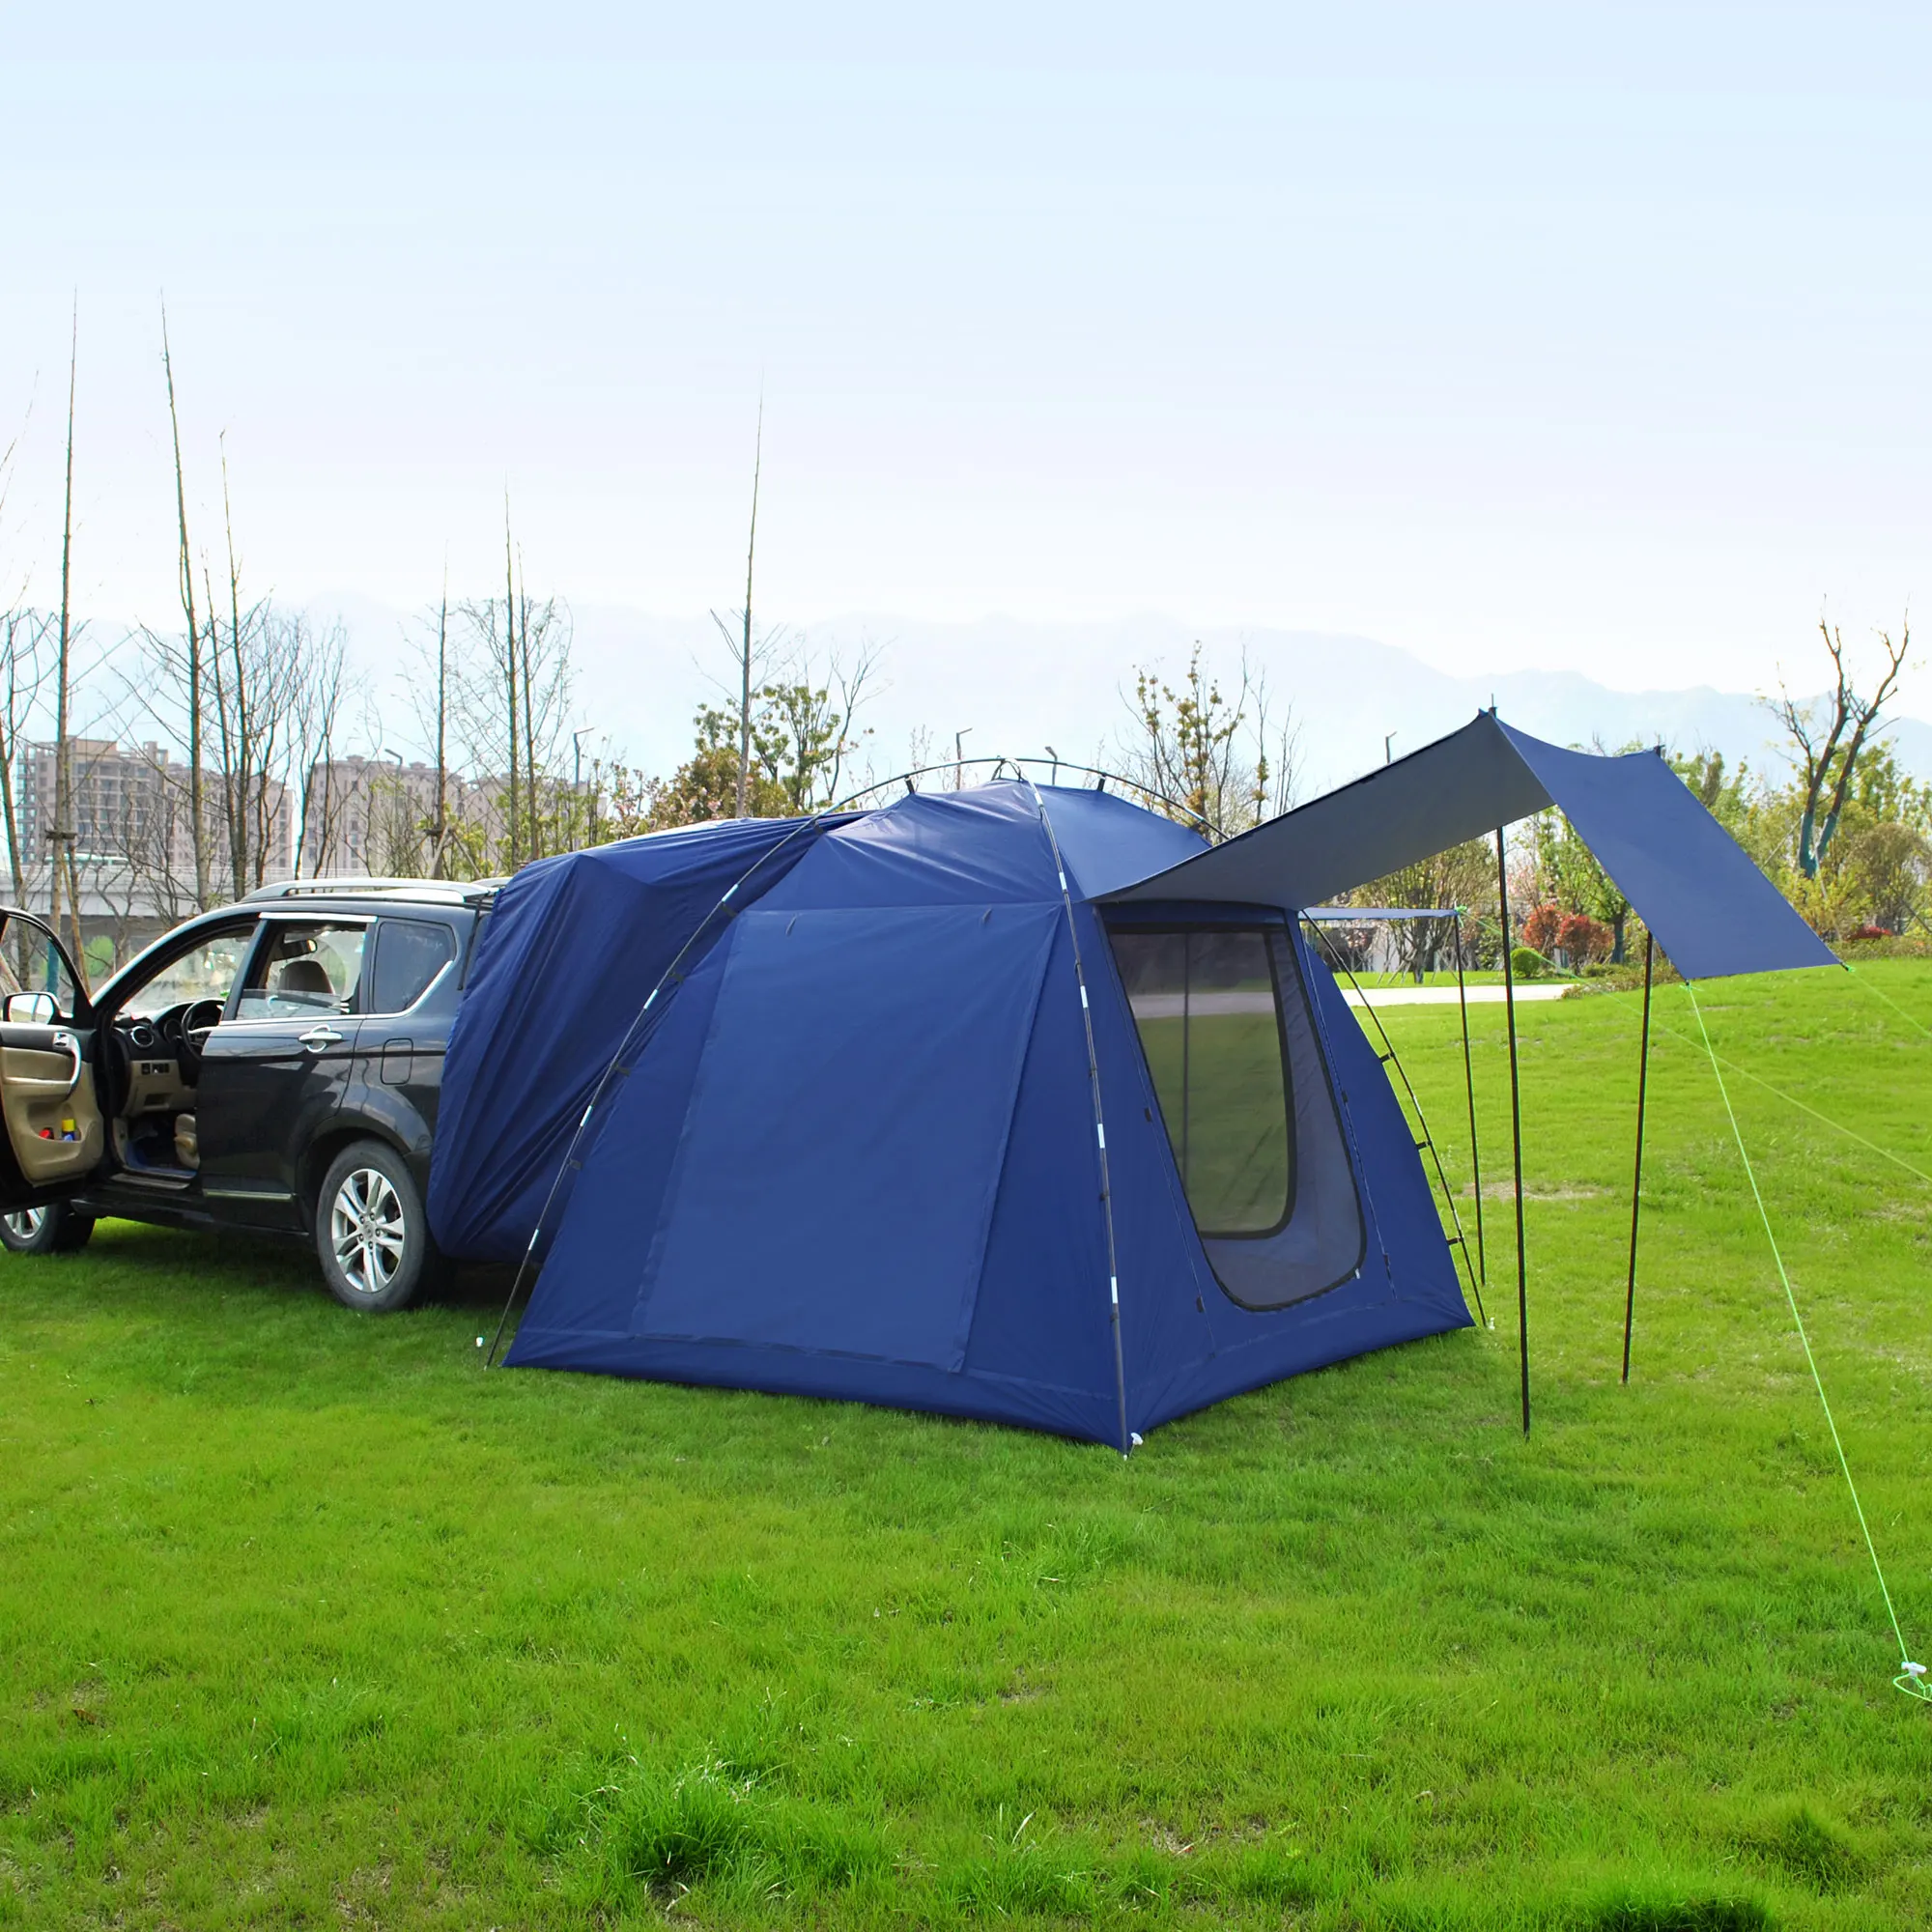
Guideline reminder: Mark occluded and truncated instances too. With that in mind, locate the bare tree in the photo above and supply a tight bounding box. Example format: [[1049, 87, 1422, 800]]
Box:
[[0, 609, 49, 910], [49, 304, 84, 970], [289, 614, 348, 877], [160, 305, 211, 910], [451, 574, 574, 874], [501, 503, 521, 865], [1768, 614, 1912, 879], [713, 396, 778, 820], [0, 414, 49, 915], [429, 575, 450, 874]]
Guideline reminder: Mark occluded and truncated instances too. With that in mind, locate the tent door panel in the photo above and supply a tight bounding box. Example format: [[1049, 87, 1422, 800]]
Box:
[[633, 903, 1058, 1368]]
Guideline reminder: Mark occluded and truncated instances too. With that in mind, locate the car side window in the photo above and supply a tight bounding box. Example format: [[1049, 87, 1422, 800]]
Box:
[[234, 922, 368, 1021], [119, 928, 257, 1022], [369, 920, 456, 1015]]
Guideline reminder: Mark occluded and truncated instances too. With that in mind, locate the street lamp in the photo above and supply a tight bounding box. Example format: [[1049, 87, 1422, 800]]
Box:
[[573, 728, 598, 847]]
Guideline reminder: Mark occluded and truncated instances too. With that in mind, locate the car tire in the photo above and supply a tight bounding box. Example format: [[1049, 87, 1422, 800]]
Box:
[[0, 1201, 96, 1256], [315, 1140, 440, 1313]]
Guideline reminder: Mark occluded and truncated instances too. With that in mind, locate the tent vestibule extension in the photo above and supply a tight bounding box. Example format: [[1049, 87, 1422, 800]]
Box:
[[1104, 708, 1837, 1434]]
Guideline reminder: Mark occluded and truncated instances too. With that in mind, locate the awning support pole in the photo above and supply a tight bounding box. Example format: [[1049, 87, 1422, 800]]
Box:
[[1621, 929, 1655, 1383], [1454, 910, 1487, 1295], [1495, 826, 1529, 1436]]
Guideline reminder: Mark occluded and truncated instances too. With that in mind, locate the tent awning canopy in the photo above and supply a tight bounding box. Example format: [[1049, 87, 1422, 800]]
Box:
[[1104, 712, 1836, 982]]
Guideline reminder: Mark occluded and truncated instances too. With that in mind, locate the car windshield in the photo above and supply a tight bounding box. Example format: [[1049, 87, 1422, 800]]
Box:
[[120, 929, 256, 1021]]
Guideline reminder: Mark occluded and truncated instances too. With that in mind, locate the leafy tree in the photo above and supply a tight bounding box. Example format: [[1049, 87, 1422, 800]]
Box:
[[1116, 644, 1298, 837], [1346, 838, 1496, 980], [1834, 821, 1932, 934], [1557, 910, 1611, 964], [1534, 807, 1634, 961], [1520, 903, 1562, 957]]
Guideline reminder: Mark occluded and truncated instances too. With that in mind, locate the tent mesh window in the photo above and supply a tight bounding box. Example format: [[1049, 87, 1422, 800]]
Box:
[[1108, 926, 1296, 1238]]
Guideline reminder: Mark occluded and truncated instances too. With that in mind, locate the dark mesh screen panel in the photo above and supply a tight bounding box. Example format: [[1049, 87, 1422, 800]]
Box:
[[1109, 920, 1366, 1310], [1110, 928, 1293, 1236]]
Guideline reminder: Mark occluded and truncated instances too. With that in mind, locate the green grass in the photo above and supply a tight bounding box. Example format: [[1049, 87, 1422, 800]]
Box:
[[5, 962, 1932, 1928]]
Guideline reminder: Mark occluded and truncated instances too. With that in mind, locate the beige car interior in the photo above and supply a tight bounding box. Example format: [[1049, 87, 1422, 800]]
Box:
[[111, 1043, 202, 1176], [1, 1033, 105, 1187], [120, 946, 350, 1177], [3, 919, 360, 1196]]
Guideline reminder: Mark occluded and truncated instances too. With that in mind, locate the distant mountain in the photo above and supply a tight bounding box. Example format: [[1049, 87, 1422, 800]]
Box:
[[324, 598, 1932, 801]]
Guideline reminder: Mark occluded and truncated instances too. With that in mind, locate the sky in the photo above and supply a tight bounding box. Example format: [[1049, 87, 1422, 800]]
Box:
[[3, 2, 1929, 761]]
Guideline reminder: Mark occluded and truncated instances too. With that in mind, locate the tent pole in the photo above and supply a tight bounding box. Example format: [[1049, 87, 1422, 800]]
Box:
[[1495, 826, 1529, 1436], [1454, 909, 1486, 1294], [1622, 930, 1655, 1384], [1024, 777, 1132, 1455]]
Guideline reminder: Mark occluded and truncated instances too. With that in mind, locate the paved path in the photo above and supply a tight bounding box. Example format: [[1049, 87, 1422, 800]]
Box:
[[1340, 983, 1573, 1007], [1129, 983, 1575, 1019]]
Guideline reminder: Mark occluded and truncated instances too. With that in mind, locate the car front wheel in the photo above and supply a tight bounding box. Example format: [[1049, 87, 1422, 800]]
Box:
[[315, 1141, 439, 1312], [0, 1201, 96, 1256]]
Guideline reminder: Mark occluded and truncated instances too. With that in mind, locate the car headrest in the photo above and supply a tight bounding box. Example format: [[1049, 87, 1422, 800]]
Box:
[[275, 956, 336, 997]]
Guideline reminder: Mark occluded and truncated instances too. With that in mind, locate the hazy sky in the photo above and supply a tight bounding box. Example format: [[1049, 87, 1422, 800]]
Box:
[[5, 3, 1929, 705]]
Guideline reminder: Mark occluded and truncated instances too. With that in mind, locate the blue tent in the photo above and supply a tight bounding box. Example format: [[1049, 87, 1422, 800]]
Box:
[[430, 715, 1831, 1447]]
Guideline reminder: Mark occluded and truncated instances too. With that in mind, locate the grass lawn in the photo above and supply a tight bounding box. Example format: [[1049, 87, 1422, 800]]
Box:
[[4, 962, 1932, 1928]]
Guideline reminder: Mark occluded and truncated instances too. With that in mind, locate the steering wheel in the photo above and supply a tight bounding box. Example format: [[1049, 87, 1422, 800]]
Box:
[[177, 998, 224, 1082]]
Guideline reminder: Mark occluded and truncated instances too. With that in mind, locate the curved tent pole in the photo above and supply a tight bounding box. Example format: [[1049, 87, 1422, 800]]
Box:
[[838, 753, 1222, 838], [1023, 776, 1133, 1456], [481, 812, 838, 1365]]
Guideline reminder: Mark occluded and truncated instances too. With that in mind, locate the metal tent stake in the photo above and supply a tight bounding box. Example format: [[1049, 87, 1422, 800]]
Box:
[[1621, 930, 1655, 1383], [1495, 826, 1529, 1436]]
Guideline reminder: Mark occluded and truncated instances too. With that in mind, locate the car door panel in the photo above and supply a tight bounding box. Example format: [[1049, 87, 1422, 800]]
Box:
[[0, 1022, 103, 1201], [198, 1020, 363, 1223], [197, 917, 371, 1228], [348, 918, 459, 1188], [0, 910, 104, 1210]]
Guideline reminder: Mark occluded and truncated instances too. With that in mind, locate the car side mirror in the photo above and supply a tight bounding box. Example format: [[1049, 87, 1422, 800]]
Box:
[[4, 990, 58, 1025]]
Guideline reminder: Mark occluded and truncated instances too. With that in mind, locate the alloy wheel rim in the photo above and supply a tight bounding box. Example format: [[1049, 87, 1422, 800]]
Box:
[[329, 1168, 406, 1295], [5, 1207, 47, 1240]]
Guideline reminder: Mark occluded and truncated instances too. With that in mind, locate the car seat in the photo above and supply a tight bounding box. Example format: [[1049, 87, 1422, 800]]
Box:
[[275, 957, 336, 998]]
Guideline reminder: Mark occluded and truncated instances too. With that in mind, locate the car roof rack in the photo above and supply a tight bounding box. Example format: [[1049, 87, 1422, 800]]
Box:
[[242, 877, 503, 906]]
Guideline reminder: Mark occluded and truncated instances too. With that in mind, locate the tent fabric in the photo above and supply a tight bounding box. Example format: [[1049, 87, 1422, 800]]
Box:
[[634, 903, 1059, 1367], [1495, 724, 1838, 981], [494, 781, 1473, 1443], [428, 813, 837, 1262], [1104, 711, 1836, 980]]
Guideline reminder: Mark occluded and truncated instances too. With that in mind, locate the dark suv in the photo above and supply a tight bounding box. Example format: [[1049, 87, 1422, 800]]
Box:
[[0, 879, 495, 1309]]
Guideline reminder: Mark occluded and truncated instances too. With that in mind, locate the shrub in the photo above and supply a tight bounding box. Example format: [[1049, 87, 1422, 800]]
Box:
[[1510, 946, 1548, 980], [1520, 903, 1563, 954], [1558, 911, 1611, 963]]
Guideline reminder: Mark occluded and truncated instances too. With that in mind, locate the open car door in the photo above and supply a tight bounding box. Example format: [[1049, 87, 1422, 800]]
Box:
[[0, 909, 103, 1210]]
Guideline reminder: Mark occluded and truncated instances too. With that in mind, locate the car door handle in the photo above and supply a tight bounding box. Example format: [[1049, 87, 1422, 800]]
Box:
[[298, 1025, 344, 1051], [51, 1030, 82, 1097]]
